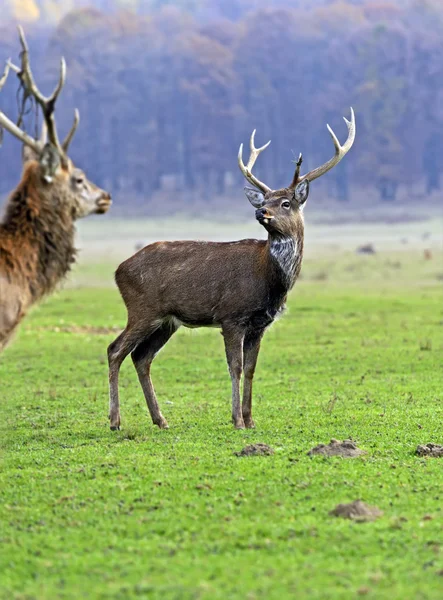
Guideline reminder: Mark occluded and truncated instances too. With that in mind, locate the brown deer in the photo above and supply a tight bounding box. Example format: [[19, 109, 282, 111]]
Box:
[[0, 28, 111, 353], [108, 109, 355, 430]]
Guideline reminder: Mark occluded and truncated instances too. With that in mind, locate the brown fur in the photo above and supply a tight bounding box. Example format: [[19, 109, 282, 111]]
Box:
[[0, 160, 111, 353], [107, 182, 308, 431], [1, 163, 76, 299]]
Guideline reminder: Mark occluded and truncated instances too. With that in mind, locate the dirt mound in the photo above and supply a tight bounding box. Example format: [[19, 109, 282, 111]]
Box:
[[235, 443, 274, 457], [308, 439, 365, 458], [329, 500, 383, 522], [356, 243, 376, 254], [416, 443, 443, 457]]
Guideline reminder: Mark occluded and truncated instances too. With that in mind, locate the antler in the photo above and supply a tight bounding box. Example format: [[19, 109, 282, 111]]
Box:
[[1, 26, 80, 156], [238, 130, 272, 194], [0, 60, 41, 152], [0, 62, 9, 91], [289, 153, 303, 188], [291, 108, 356, 187], [8, 25, 66, 154], [62, 108, 79, 153]]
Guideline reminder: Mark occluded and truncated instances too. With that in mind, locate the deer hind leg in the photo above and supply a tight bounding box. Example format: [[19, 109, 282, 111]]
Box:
[[222, 324, 245, 429], [242, 329, 265, 429], [107, 327, 140, 430], [131, 321, 179, 429]]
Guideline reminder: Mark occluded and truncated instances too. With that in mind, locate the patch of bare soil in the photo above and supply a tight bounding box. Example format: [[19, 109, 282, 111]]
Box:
[[235, 443, 274, 457], [356, 243, 376, 254], [329, 500, 383, 522], [416, 443, 443, 457], [308, 439, 366, 458]]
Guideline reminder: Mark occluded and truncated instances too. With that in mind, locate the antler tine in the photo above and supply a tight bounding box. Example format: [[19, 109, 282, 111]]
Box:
[[238, 129, 272, 194], [0, 111, 41, 152], [15, 25, 66, 153], [0, 62, 10, 91], [0, 60, 41, 152], [62, 108, 80, 152], [289, 153, 303, 189], [40, 120, 48, 144], [16, 26, 66, 105], [298, 107, 356, 184], [248, 130, 271, 166]]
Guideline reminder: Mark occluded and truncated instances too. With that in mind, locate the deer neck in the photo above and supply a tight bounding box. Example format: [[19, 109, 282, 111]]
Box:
[[1, 177, 77, 301], [267, 223, 304, 291]]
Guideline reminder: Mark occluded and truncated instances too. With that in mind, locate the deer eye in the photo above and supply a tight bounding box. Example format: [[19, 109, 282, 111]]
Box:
[[75, 177, 84, 185], [281, 200, 291, 209]]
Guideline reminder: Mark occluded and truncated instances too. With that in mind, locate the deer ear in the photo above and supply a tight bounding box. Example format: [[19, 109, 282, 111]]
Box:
[[22, 144, 40, 165], [293, 180, 309, 206], [39, 143, 62, 184], [244, 186, 265, 208]]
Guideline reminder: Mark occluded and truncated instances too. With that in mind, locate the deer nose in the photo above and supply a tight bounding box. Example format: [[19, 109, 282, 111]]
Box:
[[97, 192, 112, 205], [96, 191, 112, 213], [256, 207, 272, 220]]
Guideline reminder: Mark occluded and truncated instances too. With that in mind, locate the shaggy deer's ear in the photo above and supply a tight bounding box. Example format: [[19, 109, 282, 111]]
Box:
[[244, 186, 265, 208], [293, 180, 309, 207], [22, 145, 40, 165], [39, 143, 62, 184]]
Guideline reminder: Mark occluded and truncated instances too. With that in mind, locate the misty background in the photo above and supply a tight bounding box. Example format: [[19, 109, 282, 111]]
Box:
[[1, 0, 443, 221]]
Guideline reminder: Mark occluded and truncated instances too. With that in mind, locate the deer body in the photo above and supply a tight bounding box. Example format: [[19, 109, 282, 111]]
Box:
[[108, 189, 307, 431], [116, 231, 303, 329], [0, 28, 111, 352], [108, 112, 355, 430]]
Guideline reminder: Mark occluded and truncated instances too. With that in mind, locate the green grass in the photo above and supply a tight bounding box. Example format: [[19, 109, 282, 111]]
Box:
[[1, 258, 442, 599]]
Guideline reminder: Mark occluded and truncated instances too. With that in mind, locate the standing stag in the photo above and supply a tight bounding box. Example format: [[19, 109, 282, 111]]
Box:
[[108, 109, 355, 430], [0, 28, 111, 353]]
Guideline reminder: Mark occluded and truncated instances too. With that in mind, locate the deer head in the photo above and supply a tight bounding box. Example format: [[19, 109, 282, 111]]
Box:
[[0, 27, 111, 219], [238, 109, 356, 236]]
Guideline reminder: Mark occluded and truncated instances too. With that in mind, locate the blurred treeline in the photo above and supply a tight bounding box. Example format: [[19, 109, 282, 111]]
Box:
[[1, 0, 443, 213]]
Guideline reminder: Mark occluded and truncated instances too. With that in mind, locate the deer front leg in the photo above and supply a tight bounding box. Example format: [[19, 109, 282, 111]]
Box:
[[222, 324, 245, 429], [0, 291, 24, 355], [0, 322, 19, 354], [242, 329, 265, 428]]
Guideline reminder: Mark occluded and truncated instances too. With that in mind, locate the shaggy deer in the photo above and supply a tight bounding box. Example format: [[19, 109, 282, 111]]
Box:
[[0, 28, 111, 353], [108, 109, 355, 430]]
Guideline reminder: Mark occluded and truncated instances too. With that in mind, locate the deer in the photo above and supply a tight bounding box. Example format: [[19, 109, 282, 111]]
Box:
[[0, 27, 111, 353], [108, 109, 355, 431]]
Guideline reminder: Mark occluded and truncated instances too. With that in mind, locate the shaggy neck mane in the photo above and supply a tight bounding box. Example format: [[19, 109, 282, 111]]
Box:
[[0, 162, 77, 301], [268, 221, 304, 291]]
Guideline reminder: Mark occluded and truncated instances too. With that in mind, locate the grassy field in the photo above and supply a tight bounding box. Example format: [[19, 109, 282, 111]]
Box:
[[0, 244, 442, 599]]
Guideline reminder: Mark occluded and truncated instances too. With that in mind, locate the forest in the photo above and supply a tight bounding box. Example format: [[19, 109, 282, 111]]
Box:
[[1, 0, 443, 212]]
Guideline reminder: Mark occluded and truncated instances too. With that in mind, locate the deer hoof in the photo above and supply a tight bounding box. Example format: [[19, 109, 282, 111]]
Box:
[[110, 415, 121, 430], [244, 419, 255, 429], [156, 418, 169, 429]]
